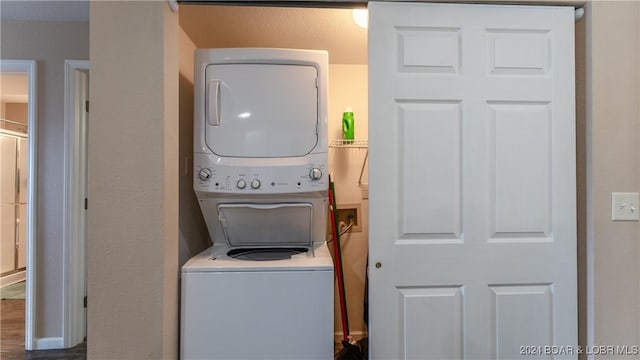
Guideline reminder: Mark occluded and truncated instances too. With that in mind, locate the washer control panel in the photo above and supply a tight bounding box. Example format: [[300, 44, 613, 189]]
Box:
[[195, 156, 328, 194]]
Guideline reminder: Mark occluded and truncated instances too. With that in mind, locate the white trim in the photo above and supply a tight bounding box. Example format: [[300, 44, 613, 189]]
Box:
[[1, 59, 37, 351], [62, 60, 89, 349], [33, 337, 64, 350]]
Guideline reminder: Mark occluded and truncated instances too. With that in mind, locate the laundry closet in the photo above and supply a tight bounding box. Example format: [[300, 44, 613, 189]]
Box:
[[176, 2, 578, 358], [177, 4, 370, 348]]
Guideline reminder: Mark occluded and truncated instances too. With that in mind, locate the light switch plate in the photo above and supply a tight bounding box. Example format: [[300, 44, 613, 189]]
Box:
[[611, 192, 640, 221]]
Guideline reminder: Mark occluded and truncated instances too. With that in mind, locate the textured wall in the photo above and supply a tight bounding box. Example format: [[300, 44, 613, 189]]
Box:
[[88, 2, 179, 358], [586, 1, 640, 353]]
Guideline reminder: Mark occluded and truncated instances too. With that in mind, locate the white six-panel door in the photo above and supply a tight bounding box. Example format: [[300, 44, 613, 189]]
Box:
[[368, 3, 576, 359]]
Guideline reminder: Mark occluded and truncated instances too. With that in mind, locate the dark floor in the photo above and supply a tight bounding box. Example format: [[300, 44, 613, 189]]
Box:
[[1, 299, 87, 360]]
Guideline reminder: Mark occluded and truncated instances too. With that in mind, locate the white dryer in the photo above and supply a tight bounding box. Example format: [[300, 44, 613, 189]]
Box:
[[192, 48, 329, 251], [182, 48, 333, 360]]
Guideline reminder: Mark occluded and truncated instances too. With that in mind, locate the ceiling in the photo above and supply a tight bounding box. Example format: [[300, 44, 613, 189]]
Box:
[[179, 5, 368, 64]]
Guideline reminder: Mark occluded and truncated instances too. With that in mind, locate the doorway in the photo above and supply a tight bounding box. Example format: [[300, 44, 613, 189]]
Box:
[[0, 74, 28, 283], [0, 60, 37, 351]]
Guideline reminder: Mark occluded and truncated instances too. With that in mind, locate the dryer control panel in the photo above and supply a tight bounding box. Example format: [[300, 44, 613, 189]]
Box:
[[194, 153, 328, 194]]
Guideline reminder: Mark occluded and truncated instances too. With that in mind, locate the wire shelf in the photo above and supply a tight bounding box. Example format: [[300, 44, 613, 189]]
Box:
[[329, 139, 368, 148]]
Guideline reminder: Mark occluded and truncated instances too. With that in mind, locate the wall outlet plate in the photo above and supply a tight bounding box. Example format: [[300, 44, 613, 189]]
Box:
[[611, 192, 640, 221], [336, 203, 362, 233]]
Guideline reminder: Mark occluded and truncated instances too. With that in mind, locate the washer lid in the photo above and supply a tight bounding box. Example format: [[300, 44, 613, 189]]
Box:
[[204, 63, 319, 158], [181, 242, 334, 272], [218, 203, 313, 248]]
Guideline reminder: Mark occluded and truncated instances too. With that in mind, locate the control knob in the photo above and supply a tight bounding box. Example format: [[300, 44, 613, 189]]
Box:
[[236, 179, 247, 189], [198, 168, 212, 181], [309, 168, 323, 181], [251, 179, 261, 189]]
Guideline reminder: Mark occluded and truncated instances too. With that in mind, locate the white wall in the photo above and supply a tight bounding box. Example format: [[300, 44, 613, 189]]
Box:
[[0, 19, 89, 340]]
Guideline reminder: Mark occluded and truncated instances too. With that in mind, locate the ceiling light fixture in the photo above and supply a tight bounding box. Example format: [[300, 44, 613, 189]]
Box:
[[352, 9, 368, 29]]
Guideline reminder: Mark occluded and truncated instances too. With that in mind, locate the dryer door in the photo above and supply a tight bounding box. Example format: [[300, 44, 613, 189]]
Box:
[[204, 63, 319, 158]]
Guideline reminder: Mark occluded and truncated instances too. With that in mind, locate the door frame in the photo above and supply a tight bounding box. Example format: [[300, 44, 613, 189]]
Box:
[[62, 60, 89, 348], [0, 59, 38, 351]]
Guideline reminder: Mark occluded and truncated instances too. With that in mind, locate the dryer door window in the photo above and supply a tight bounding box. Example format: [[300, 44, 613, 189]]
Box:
[[204, 63, 318, 158]]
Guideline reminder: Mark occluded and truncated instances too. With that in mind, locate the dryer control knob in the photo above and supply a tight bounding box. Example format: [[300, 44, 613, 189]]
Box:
[[198, 168, 212, 181], [309, 168, 323, 181], [251, 179, 261, 189], [236, 179, 247, 189]]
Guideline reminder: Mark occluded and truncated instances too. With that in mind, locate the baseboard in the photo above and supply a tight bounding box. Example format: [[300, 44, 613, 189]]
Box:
[[0, 270, 26, 287], [34, 337, 64, 350], [334, 330, 368, 343]]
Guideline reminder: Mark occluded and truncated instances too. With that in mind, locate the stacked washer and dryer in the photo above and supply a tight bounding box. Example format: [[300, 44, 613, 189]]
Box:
[[181, 48, 334, 359]]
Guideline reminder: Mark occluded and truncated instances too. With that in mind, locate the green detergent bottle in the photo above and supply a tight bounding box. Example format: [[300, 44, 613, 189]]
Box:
[[342, 107, 354, 142]]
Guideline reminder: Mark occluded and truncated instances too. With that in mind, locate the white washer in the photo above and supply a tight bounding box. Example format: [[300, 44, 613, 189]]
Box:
[[181, 242, 334, 360]]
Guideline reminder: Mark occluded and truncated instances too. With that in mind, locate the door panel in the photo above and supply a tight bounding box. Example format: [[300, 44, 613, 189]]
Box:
[[369, 3, 576, 358], [490, 102, 551, 236], [489, 285, 554, 359], [399, 101, 461, 238], [204, 64, 318, 158], [400, 286, 464, 359], [488, 30, 550, 75]]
